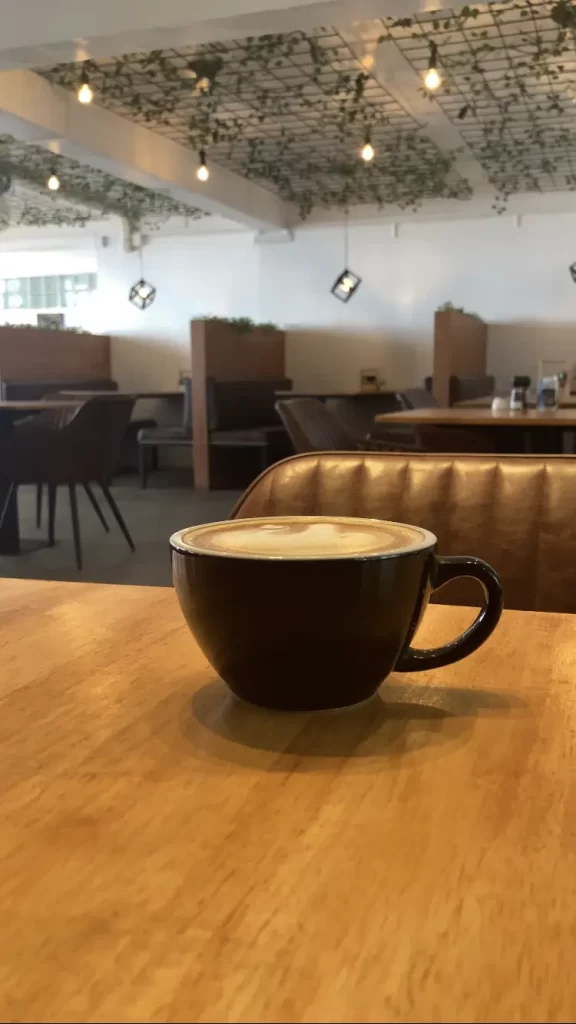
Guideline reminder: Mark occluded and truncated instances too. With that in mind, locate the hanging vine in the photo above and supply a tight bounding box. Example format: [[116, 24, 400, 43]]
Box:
[[378, 1, 576, 211], [39, 3, 576, 216], [43, 29, 469, 217], [0, 135, 206, 230]]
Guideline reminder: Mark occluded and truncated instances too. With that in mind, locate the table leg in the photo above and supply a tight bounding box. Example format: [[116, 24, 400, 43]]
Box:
[[0, 481, 19, 553], [0, 413, 19, 554]]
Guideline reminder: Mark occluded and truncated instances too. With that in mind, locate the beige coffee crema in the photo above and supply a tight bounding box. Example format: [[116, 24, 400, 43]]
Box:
[[171, 516, 435, 560]]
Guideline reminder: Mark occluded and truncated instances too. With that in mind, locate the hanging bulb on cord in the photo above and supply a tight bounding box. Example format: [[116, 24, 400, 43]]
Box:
[[47, 169, 60, 191], [424, 41, 442, 91], [197, 150, 209, 182], [77, 64, 94, 104], [424, 66, 442, 91], [78, 80, 94, 104], [360, 139, 375, 162], [78, 83, 93, 104]]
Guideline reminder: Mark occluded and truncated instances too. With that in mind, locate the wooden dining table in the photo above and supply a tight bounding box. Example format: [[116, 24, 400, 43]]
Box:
[[375, 405, 576, 453], [0, 399, 82, 554], [2, 576, 576, 1023], [59, 390, 183, 400], [275, 390, 396, 400], [456, 395, 576, 409]]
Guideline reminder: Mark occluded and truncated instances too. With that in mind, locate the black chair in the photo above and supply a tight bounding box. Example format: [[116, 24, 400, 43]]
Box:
[[137, 378, 191, 487], [396, 388, 439, 410], [275, 398, 424, 455], [395, 388, 496, 454], [327, 394, 418, 448], [0, 397, 136, 570]]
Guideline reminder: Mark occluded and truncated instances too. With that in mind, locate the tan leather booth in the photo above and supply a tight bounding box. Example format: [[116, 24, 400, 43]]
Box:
[[231, 451, 576, 613]]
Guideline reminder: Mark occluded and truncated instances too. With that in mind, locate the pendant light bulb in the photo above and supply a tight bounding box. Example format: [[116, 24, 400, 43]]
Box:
[[77, 66, 94, 104], [78, 82, 94, 104], [47, 170, 60, 191], [197, 150, 209, 182], [425, 41, 442, 91], [361, 141, 375, 162], [136, 282, 154, 301], [424, 66, 442, 91]]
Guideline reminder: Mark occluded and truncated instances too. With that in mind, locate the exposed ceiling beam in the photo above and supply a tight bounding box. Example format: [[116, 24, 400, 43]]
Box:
[[0, 1, 442, 69], [0, 69, 292, 232], [340, 23, 496, 200]]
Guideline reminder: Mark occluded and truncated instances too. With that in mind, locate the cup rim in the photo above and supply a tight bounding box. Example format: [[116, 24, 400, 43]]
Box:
[[169, 515, 437, 562]]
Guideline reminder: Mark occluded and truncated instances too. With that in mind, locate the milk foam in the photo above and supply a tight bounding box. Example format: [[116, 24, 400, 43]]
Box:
[[175, 516, 432, 560]]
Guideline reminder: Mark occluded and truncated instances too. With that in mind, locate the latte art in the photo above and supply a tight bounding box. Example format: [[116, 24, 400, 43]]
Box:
[[172, 516, 434, 560]]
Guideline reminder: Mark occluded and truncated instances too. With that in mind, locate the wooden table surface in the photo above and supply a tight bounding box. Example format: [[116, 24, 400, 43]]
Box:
[[456, 396, 576, 409], [275, 390, 396, 400], [375, 405, 576, 426], [59, 390, 182, 400], [2, 578, 576, 1023], [0, 399, 82, 412]]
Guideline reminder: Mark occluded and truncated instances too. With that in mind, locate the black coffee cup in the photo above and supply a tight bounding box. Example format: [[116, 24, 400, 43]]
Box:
[[171, 515, 503, 711]]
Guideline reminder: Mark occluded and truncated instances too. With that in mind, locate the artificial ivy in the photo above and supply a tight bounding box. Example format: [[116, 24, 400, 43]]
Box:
[[199, 315, 279, 332], [0, 135, 206, 230], [436, 301, 482, 319], [1, 321, 84, 332], [43, 30, 469, 217], [41, 2, 576, 217], [380, 1, 576, 211]]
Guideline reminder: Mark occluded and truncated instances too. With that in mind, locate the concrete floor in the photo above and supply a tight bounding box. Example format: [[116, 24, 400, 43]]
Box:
[[0, 473, 241, 586]]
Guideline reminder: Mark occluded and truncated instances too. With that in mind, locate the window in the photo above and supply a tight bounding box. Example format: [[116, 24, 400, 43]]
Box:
[[0, 273, 97, 310]]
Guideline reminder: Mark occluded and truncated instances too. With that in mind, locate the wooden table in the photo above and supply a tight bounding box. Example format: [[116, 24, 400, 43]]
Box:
[[375, 405, 576, 454], [457, 395, 576, 409], [275, 390, 397, 400], [0, 400, 82, 554], [3, 577, 576, 1023], [376, 406, 576, 426], [0, 399, 82, 413], [59, 390, 183, 400]]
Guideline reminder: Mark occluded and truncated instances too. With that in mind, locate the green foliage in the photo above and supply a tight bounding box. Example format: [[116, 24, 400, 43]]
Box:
[[381, 1, 576, 213], [0, 136, 206, 230], [43, 30, 469, 218], [437, 301, 482, 320], [199, 315, 279, 332], [1, 321, 84, 332], [40, 4, 576, 217]]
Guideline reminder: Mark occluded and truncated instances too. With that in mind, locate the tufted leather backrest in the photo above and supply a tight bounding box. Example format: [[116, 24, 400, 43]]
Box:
[[230, 451, 576, 613]]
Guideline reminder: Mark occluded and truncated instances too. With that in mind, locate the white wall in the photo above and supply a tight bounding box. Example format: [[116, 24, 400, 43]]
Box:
[[260, 213, 576, 391], [0, 221, 260, 391], [90, 230, 260, 390], [4, 209, 576, 394]]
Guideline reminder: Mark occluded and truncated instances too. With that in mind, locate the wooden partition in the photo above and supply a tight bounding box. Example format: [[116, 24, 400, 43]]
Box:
[[191, 318, 285, 489], [432, 310, 487, 407], [0, 326, 110, 382]]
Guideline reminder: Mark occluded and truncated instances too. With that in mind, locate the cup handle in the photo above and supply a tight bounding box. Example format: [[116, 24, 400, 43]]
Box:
[[395, 555, 503, 673]]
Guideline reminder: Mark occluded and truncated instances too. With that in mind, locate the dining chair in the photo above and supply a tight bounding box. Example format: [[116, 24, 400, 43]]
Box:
[[137, 377, 192, 488], [14, 402, 86, 529], [0, 396, 136, 570], [396, 387, 439, 410], [327, 395, 418, 449], [394, 388, 496, 453], [230, 450, 576, 614], [275, 398, 423, 454]]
